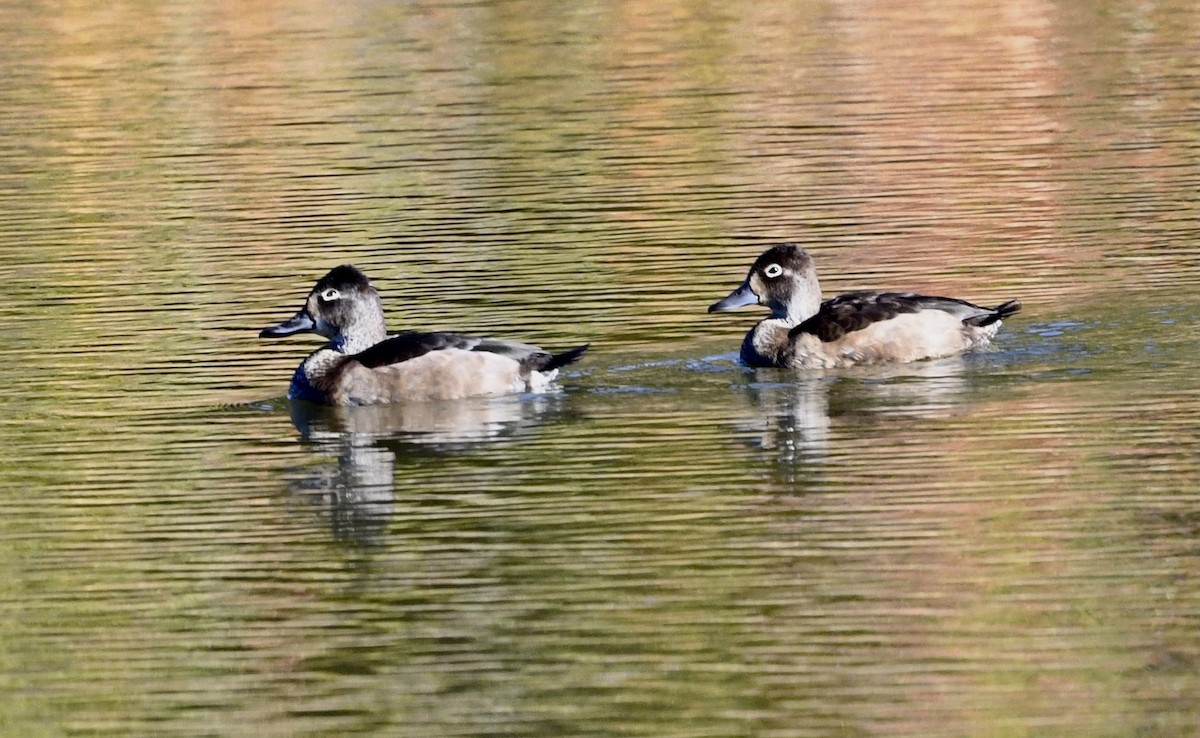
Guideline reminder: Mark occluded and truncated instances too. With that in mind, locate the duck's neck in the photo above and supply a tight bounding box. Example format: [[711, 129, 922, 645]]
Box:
[[331, 315, 387, 354], [772, 284, 821, 325]]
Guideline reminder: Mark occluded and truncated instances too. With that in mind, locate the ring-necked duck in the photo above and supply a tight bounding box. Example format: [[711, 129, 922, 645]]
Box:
[[709, 244, 1020, 368], [260, 265, 587, 405]]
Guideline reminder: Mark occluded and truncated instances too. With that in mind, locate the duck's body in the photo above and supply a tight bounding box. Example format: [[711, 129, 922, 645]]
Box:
[[710, 244, 1020, 369], [261, 265, 587, 406], [286, 332, 587, 405]]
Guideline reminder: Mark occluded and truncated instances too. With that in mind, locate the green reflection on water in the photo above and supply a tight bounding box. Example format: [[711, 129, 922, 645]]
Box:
[[1, 0, 1199, 735]]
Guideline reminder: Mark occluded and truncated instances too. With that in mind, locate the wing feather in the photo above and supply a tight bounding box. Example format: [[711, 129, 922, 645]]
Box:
[[353, 332, 482, 368], [790, 291, 1000, 343]]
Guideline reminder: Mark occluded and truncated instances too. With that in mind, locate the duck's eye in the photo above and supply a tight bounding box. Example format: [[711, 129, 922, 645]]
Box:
[[320, 288, 341, 302], [763, 263, 784, 278]]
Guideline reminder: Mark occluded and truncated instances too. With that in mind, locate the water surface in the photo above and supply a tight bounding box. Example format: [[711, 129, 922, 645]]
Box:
[[1, 0, 1199, 736]]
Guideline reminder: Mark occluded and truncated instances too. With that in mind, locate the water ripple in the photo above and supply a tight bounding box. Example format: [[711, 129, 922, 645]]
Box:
[[2, 0, 1200, 736]]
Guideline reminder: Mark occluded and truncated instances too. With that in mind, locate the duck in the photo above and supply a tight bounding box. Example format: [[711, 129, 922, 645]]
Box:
[[260, 265, 588, 405], [708, 243, 1020, 368]]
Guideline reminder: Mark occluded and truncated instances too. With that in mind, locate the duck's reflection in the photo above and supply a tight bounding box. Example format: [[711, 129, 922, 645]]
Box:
[[284, 394, 562, 543], [737, 375, 834, 466], [736, 358, 972, 470]]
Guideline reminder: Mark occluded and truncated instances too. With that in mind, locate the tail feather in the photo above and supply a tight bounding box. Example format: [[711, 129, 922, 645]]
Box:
[[994, 299, 1022, 318], [521, 344, 589, 374], [967, 299, 1022, 327]]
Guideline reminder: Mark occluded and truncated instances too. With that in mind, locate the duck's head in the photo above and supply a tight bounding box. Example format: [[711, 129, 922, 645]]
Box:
[[708, 243, 822, 322], [260, 265, 387, 352]]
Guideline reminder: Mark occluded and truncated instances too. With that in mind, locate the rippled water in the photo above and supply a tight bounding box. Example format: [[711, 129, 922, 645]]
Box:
[[2, 0, 1199, 735]]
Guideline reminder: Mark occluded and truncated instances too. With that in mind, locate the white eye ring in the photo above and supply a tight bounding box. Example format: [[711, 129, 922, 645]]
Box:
[[320, 288, 341, 302], [763, 263, 784, 278]]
